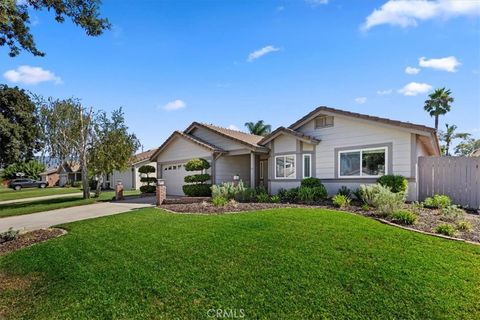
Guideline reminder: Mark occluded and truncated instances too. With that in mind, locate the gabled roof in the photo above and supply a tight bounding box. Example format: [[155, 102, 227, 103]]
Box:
[[150, 131, 226, 161], [184, 122, 268, 151], [259, 127, 321, 146], [289, 106, 437, 134], [131, 149, 157, 165]]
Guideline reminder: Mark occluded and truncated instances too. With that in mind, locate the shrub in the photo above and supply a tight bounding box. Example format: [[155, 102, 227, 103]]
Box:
[[0, 228, 19, 244], [140, 185, 156, 193], [337, 186, 351, 198], [435, 224, 457, 237], [373, 186, 406, 216], [298, 186, 327, 204], [358, 184, 381, 206], [234, 187, 256, 203], [138, 165, 156, 175], [185, 158, 211, 171], [212, 196, 228, 207], [212, 181, 246, 200], [377, 175, 408, 193], [441, 205, 465, 222], [256, 193, 271, 203], [361, 204, 370, 211], [424, 194, 452, 209], [270, 195, 280, 203], [410, 201, 424, 215], [182, 184, 212, 197], [457, 221, 473, 232], [184, 174, 211, 184], [301, 177, 323, 188], [391, 210, 417, 225], [1, 160, 45, 180], [352, 188, 363, 200], [140, 177, 157, 184], [332, 194, 351, 208], [278, 188, 299, 203]]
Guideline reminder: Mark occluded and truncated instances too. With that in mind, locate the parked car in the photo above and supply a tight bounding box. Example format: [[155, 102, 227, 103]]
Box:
[[9, 178, 47, 190]]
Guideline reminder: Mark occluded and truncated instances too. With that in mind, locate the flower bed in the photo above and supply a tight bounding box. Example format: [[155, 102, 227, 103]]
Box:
[[0, 228, 65, 255]]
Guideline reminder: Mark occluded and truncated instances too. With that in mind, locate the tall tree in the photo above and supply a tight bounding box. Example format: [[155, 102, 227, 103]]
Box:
[[1, 0, 110, 57], [39, 98, 94, 199], [455, 138, 480, 156], [439, 124, 470, 156], [424, 88, 454, 130], [0, 84, 42, 167], [244, 120, 272, 136], [89, 108, 140, 197]]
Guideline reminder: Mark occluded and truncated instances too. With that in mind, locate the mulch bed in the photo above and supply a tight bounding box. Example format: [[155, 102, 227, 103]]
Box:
[[160, 200, 480, 244], [0, 228, 66, 256]]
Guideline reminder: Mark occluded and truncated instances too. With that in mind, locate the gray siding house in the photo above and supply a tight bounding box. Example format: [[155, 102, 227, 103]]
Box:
[[150, 106, 440, 200]]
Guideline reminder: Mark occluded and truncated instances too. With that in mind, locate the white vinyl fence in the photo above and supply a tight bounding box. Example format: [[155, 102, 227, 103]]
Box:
[[418, 157, 480, 209]]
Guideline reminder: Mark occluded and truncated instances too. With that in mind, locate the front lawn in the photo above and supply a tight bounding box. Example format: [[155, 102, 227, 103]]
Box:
[[1, 208, 479, 319], [0, 187, 82, 202], [0, 190, 141, 218]]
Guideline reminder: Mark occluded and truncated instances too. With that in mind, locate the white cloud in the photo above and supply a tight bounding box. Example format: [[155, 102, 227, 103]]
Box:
[[227, 124, 240, 131], [362, 0, 480, 31], [354, 97, 367, 104], [162, 99, 186, 111], [306, 0, 329, 6], [419, 56, 461, 72], [3, 65, 62, 85], [398, 82, 432, 96], [247, 45, 280, 62], [405, 66, 420, 75], [377, 89, 393, 95]]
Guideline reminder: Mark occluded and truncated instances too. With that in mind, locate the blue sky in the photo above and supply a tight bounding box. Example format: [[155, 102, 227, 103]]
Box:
[[1, 0, 479, 150]]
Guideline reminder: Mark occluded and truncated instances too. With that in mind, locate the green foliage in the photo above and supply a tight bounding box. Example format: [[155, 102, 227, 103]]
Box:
[[140, 177, 157, 184], [424, 87, 454, 130], [297, 186, 327, 204], [353, 188, 363, 200], [244, 120, 272, 136], [424, 195, 452, 209], [270, 195, 280, 203], [1, 0, 110, 57], [301, 177, 323, 188], [185, 158, 211, 171], [140, 185, 156, 194], [361, 204, 370, 211], [358, 184, 381, 206], [184, 174, 210, 184], [391, 210, 418, 225], [359, 184, 405, 216], [377, 175, 408, 193], [182, 184, 212, 197], [337, 186, 351, 198], [211, 181, 246, 200], [212, 196, 228, 207], [332, 194, 351, 208], [0, 227, 19, 244], [439, 123, 470, 156], [256, 193, 271, 203], [441, 205, 465, 222], [435, 224, 457, 237], [0, 85, 42, 167], [2, 160, 45, 180], [234, 188, 256, 203], [457, 221, 473, 233], [278, 188, 299, 203], [455, 138, 480, 156], [138, 165, 156, 174]]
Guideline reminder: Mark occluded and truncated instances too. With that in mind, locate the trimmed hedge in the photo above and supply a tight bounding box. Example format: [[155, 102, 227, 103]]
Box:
[[183, 184, 212, 197], [140, 185, 156, 193], [377, 175, 408, 193], [301, 177, 323, 188], [185, 158, 211, 171], [184, 174, 210, 184], [140, 177, 157, 184]]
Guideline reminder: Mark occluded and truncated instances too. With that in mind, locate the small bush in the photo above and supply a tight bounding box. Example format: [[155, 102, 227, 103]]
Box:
[[184, 174, 211, 184], [359, 184, 381, 206], [278, 188, 299, 203], [435, 223, 457, 237], [234, 187, 256, 203], [212, 181, 246, 200], [270, 195, 280, 203], [353, 188, 363, 200], [332, 194, 351, 208], [424, 194, 452, 209], [377, 175, 408, 193], [212, 196, 228, 207], [457, 221, 473, 232], [301, 177, 323, 188], [361, 204, 370, 211], [140, 185, 156, 193], [0, 228, 19, 244], [337, 186, 351, 198], [140, 177, 157, 184], [183, 184, 212, 197], [185, 158, 211, 171], [441, 205, 465, 222], [391, 210, 417, 225], [256, 193, 271, 203], [138, 165, 156, 175], [410, 201, 424, 215], [361, 184, 405, 216], [298, 186, 327, 204]]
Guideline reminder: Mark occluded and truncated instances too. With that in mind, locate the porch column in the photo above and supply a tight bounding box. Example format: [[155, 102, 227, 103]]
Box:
[[250, 152, 256, 188]]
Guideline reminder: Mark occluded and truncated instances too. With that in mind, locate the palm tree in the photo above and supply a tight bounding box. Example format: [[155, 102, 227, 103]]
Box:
[[424, 88, 454, 130], [439, 123, 470, 156], [244, 120, 272, 136]]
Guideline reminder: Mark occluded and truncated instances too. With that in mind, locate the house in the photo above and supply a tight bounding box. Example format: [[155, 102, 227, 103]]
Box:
[[39, 167, 60, 187], [150, 106, 440, 200], [40, 162, 82, 187], [107, 149, 157, 190]]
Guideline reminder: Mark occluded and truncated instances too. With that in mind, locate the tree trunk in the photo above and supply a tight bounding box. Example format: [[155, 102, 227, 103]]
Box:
[[80, 155, 90, 199], [95, 174, 103, 197], [434, 116, 439, 131]]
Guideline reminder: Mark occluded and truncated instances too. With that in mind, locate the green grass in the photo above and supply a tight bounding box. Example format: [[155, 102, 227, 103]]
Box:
[[0, 190, 140, 218], [1, 208, 479, 319], [0, 187, 82, 202]]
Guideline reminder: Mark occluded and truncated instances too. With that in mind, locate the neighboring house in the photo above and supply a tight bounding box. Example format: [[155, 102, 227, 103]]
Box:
[[39, 167, 60, 187], [58, 162, 82, 187], [472, 149, 480, 157], [107, 149, 157, 190], [150, 106, 440, 200]]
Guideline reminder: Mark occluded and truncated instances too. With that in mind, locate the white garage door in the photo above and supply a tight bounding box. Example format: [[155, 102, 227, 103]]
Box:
[[163, 162, 189, 196]]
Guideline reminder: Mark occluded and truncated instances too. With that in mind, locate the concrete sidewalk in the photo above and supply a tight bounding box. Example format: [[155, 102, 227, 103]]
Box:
[[0, 192, 84, 205], [0, 197, 156, 233]]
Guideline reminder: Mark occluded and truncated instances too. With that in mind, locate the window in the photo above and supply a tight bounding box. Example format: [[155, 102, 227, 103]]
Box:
[[259, 161, 264, 179], [303, 154, 312, 178], [275, 155, 296, 179], [338, 147, 387, 178], [315, 116, 334, 129]]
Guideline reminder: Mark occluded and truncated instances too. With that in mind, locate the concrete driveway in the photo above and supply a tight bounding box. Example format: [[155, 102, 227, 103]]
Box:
[[0, 196, 156, 233]]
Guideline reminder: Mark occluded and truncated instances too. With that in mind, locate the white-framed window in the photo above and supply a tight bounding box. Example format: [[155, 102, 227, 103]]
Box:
[[275, 155, 296, 179], [303, 154, 312, 178], [315, 116, 334, 129], [259, 161, 264, 179], [338, 147, 387, 178]]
